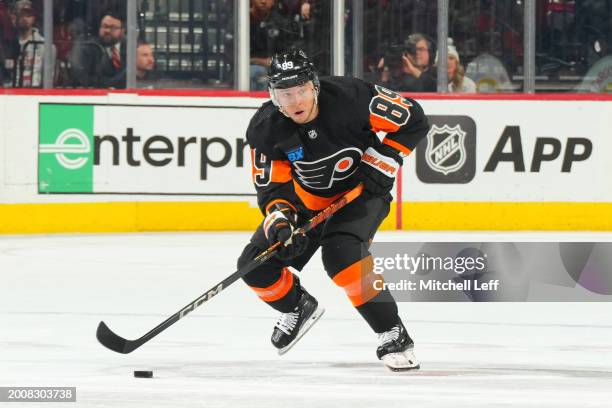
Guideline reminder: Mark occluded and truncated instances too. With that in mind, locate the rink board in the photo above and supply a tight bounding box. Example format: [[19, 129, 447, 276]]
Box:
[[0, 90, 611, 233]]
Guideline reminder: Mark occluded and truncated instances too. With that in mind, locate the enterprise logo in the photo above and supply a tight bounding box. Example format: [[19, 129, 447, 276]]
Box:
[[39, 128, 91, 170]]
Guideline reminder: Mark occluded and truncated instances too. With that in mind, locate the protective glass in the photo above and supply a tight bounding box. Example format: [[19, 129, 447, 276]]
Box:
[[270, 83, 316, 107]]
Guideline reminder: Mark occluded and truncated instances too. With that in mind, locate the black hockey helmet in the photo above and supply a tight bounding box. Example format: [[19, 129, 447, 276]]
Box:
[[267, 49, 319, 90]]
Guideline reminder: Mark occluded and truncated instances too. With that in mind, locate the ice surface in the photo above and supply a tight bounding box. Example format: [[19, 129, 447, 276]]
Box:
[[1, 231, 612, 408]]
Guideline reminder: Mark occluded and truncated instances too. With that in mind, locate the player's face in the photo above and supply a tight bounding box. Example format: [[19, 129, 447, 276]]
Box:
[[275, 82, 318, 124]]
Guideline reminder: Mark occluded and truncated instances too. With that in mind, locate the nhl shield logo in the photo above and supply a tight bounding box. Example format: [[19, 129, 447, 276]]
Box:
[[425, 124, 467, 175]]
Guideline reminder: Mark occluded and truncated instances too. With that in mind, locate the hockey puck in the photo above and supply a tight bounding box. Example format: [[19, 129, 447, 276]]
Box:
[[133, 370, 153, 378]]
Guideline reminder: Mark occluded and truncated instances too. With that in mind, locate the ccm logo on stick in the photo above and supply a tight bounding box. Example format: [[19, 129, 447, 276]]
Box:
[[179, 284, 224, 318]]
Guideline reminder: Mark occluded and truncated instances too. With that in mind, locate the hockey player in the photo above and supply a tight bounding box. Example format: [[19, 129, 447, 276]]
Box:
[[238, 50, 428, 371]]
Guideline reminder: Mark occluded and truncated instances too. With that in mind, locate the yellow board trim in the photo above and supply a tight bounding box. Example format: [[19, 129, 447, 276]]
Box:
[[0, 202, 263, 234], [0, 201, 611, 234], [401, 202, 612, 231]]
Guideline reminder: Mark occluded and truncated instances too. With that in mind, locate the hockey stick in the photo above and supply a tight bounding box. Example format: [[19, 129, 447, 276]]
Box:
[[96, 183, 364, 354]]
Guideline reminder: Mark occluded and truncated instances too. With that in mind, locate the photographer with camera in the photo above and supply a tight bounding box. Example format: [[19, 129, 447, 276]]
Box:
[[378, 33, 436, 92]]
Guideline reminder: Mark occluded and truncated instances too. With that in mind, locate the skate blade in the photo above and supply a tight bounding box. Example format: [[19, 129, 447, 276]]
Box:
[[382, 349, 420, 372], [278, 306, 325, 356]]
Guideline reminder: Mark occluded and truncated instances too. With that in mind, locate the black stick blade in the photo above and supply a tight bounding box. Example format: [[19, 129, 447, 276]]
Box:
[[96, 321, 138, 354]]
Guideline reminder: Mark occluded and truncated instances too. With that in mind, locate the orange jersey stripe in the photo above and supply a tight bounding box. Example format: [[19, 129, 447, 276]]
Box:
[[293, 181, 347, 211], [332, 256, 382, 307], [251, 149, 292, 185], [271, 160, 292, 183], [250, 268, 294, 302], [370, 114, 401, 133], [382, 138, 412, 156]]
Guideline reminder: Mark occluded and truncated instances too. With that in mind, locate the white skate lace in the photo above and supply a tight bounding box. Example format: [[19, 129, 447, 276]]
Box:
[[378, 325, 400, 346], [275, 310, 299, 336]]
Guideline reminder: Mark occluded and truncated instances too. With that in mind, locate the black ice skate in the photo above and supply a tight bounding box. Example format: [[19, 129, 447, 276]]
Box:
[[271, 285, 325, 355], [376, 319, 420, 371]]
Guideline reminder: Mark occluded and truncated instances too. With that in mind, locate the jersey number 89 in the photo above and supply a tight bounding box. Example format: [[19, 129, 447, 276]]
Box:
[[369, 85, 412, 127]]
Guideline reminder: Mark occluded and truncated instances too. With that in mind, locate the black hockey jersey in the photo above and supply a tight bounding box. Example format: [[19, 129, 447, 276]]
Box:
[[247, 76, 429, 214]]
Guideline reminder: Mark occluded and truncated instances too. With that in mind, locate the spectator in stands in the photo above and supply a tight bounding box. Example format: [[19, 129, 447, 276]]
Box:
[[0, 0, 16, 85], [69, 11, 125, 88], [250, 0, 289, 90], [378, 33, 437, 92], [52, 0, 76, 87], [136, 40, 154, 80], [279, 0, 317, 62], [281, 0, 312, 20], [13, 0, 54, 87], [444, 38, 476, 93], [136, 40, 155, 88]]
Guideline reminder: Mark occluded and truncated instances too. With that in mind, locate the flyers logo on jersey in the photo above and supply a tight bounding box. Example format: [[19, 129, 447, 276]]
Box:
[[294, 147, 363, 189]]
